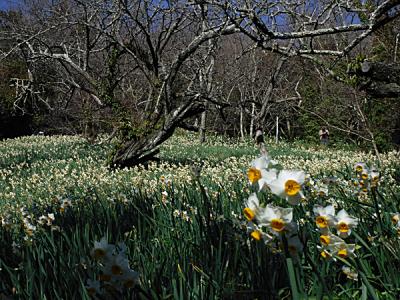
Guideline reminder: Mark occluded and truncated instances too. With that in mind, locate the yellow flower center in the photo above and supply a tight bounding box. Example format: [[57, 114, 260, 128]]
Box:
[[93, 248, 106, 259], [320, 250, 330, 259], [319, 235, 330, 245], [111, 265, 123, 275], [355, 166, 363, 172], [98, 274, 111, 282], [284, 180, 300, 196], [338, 222, 349, 233], [337, 248, 348, 258], [123, 279, 135, 288], [316, 216, 328, 228], [248, 168, 261, 184], [271, 218, 285, 232], [243, 207, 255, 221], [361, 173, 368, 180], [372, 176, 379, 182], [251, 230, 262, 241], [391, 215, 399, 225]]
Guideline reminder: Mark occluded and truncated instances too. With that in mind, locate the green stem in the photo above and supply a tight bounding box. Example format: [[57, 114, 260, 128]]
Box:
[[286, 257, 300, 300]]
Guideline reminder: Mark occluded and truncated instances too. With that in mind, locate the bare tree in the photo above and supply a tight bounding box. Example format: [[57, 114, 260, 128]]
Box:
[[1, 0, 237, 167]]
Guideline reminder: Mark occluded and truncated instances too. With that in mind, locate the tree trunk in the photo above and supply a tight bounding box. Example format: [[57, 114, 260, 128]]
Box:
[[112, 101, 205, 168], [358, 61, 400, 98], [199, 110, 206, 143], [240, 105, 245, 141], [249, 103, 255, 138]]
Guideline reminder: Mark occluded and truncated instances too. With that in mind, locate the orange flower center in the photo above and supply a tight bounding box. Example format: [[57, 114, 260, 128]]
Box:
[[337, 248, 348, 258], [251, 230, 262, 241], [124, 279, 135, 288], [111, 265, 123, 275], [248, 168, 261, 184], [316, 216, 328, 228], [319, 235, 330, 245], [243, 207, 255, 221], [98, 274, 111, 282], [271, 218, 285, 232], [338, 222, 349, 233], [93, 248, 106, 259], [284, 180, 300, 196]]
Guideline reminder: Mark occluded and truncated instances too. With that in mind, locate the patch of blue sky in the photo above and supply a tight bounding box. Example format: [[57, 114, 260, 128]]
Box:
[[0, 0, 23, 11]]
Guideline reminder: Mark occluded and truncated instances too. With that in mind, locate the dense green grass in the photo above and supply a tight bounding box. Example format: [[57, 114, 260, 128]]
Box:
[[0, 133, 399, 299]]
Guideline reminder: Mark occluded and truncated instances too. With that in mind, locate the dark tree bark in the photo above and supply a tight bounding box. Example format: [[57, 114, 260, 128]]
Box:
[[112, 101, 205, 168], [359, 62, 400, 98]]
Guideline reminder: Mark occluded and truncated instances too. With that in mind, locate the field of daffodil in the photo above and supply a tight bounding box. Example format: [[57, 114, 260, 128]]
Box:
[[0, 133, 399, 299]]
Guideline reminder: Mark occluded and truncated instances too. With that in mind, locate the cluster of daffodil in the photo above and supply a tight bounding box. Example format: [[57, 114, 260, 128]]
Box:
[[352, 162, 380, 196], [86, 237, 139, 297], [1, 134, 399, 217], [243, 154, 306, 256], [20, 207, 37, 239], [313, 205, 358, 260], [243, 152, 361, 276], [306, 177, 330, 198]]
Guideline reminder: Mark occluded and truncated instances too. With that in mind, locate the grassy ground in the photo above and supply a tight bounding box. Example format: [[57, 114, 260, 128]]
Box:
[[0, 133, 399, 299]]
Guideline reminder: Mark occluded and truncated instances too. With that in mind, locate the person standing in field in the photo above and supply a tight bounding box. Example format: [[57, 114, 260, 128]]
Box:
[[319, 126, 330, 145]]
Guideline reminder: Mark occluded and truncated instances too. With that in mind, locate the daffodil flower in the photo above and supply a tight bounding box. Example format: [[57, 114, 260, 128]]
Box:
[[342, 266, 358, 281], [360, 171, 369, 180], [85, 279, 102, 296], [370, 170, 380, 186], [319, 232, 344, 246], [334, 209, 358, 238], [91, 237, 114, 260], [257, 204, 293, 233], [268, 170, 306, 205], [247, 156, 277, 190], [354, 162, 366, 173], [103, 254, 130, 278], [313, 205, 336, 232], [248, 156, 269, 183], [329, 242, 356, 258], [246, 222, 273, 243], [317, 245, 335, 261], [243, 193, 260, 221], [392, 213, 400, 226], [120, 268, 140, 288]]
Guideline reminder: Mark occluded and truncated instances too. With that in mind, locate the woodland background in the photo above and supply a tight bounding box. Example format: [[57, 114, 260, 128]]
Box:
[[1, 1, 400, 161]]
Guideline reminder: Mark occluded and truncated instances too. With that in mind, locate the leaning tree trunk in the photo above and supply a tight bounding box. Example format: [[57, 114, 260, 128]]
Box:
[[112, 101, 205, 168]]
